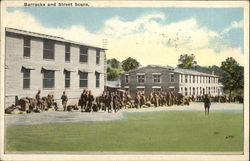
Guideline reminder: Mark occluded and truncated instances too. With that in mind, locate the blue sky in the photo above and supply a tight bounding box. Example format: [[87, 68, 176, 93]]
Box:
[[5, 6, 244, 66]]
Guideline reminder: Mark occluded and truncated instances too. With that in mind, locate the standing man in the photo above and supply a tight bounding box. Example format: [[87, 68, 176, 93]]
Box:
[[35, 90, 42, 110], [203, 94, 211, 115], [61, 91, 68, 111]]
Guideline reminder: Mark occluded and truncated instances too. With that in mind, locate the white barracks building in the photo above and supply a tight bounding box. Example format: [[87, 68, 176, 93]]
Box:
[[5, 28, 106, 107]]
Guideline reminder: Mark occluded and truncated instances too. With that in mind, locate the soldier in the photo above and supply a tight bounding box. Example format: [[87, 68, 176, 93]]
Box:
[[203, 94, 211, 115], [51, 94, 58, 111], [112, 92, 118, 112], [61, 91, 68, 111], [35, 90, 42, 110], [134, 92, 140, 108], [80, 89, 88, 112], [86, 90, 94, 112], [104, 92, 111, 112], [47, 94, 53, 109]]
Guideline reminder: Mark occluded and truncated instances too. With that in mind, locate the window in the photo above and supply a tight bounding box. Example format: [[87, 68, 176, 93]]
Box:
[[203, 77, 205, 83], [43, 70, 55, 88], [200, 76, 202, 83], [95, 72, 100, 88], [185, 88, 188, 96], [79, 72, 88, 87], [189, 87, 191, 95], [80, 46, 88, 63], [65, 70, 70, 88], [65, 43, 70, 62], [125, 74, 129, 83], [153, 74, 161, 83], [23, 69, 30, 89], [197, 76, 199, 83], [170, 74, 175, 82], [185, 75, 188, 83], [193, 75, 195, 83], [180, 74, 183, 83], [209, 77, 211, 83], [193, 87, 195, 95], [23, 36, 30, 57], [137, 74, 145, 83], [43, 39, 54, 59], [96, 49, 100, 64]]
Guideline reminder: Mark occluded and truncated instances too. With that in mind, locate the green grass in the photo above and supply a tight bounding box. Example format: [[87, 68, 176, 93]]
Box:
[[6, 112, 243, 152]]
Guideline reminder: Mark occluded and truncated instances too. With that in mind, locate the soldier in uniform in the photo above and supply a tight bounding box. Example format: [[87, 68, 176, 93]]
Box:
[[80, 89, 88, 112], [35, 90, 42, 110], [61, 91, 68, 111], [134, 92, 140, 108], [203, 94, 211, 115], [51, 94, 58, 111], [86, 90, 94, 112]]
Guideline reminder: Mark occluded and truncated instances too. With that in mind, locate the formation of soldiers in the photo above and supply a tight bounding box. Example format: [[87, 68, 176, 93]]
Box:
[[5, 89, 244, 114], [77, 90, 189, 112]]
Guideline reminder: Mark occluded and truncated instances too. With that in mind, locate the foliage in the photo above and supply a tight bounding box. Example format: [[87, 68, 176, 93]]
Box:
[[6, 112, 243, 152], [107, 58, 120, 69], [121, 57, 140, 72], [177, 54, 197, 69], [107, 67, 119, 81], [220, 57, 244, 98]]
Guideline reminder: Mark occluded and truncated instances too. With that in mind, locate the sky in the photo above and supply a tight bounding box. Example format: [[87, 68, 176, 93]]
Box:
[[4, 6, 244, 67]]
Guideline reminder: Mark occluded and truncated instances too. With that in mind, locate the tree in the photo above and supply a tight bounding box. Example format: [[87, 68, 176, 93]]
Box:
[[107, 67, 119, 81], [220, 57, 244, 101], [177, 54, 197, 69], [108, 58, 120, 68], [121, 57, 140, 72]]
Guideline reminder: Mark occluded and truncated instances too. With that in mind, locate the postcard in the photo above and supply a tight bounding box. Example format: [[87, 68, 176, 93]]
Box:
[[0, 0, 249, 161]]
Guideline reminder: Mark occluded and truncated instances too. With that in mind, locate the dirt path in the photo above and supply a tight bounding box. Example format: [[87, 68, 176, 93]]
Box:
[[5, 103, 243, 126]]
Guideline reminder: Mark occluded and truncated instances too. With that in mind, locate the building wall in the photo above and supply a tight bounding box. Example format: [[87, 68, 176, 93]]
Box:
[[121, 66, 180, 98], [121, 66, 221, 98], [178, 74, 220, 96], [5, 32, 105, 107]]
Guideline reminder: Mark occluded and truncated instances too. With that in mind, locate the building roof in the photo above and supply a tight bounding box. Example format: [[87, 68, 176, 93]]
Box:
[[123, 65, 219, 77], [123, 65, 174, 74], [174, 68, 219, 77], [5, 27, 106, 50]]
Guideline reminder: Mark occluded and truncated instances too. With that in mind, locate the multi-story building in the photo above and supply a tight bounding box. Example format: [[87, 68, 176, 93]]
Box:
[[120, 65, 222, 98], [5, 28, 106, 107]]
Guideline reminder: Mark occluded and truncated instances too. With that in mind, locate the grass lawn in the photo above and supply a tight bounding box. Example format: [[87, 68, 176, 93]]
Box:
[[6, 111, 243, 152]]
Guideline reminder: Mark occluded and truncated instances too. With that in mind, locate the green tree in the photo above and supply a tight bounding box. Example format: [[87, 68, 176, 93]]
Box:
[[220, 57, 244, 100], [107, 67, 119, 81], [121, 57, 140, 72], [108, 58, 120, 68], [177, 54, 197, 69]]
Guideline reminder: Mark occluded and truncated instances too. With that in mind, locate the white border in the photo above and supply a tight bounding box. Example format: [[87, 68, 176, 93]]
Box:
[[0, 1, 249, 161]]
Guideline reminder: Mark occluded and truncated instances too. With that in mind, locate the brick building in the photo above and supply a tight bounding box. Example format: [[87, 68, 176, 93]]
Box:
[[120, 65, 222, 98], [5, 28, 106, 107]]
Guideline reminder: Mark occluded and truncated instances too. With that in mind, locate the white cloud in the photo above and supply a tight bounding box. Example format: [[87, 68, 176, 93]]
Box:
[[3, 10, 244, 66], [221, 20, 243, 34]]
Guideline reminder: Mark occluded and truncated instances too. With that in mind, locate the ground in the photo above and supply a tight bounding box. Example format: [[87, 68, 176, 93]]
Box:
[[5, 103, 243, 152]]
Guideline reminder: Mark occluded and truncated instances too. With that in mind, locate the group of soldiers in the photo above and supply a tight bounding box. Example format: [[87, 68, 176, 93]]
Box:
[[77, 90, 190, 113], [5, 89, 244, 114], [185, 94, 244, 103]]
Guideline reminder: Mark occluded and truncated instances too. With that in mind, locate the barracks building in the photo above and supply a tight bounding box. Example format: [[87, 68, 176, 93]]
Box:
[[5, 28, 106, 107], [120, 65, 222, 98]]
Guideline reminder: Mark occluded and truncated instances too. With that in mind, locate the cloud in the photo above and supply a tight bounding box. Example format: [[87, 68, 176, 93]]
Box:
[[3, 10, 244, 67], [221, 20, 243, 34]]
